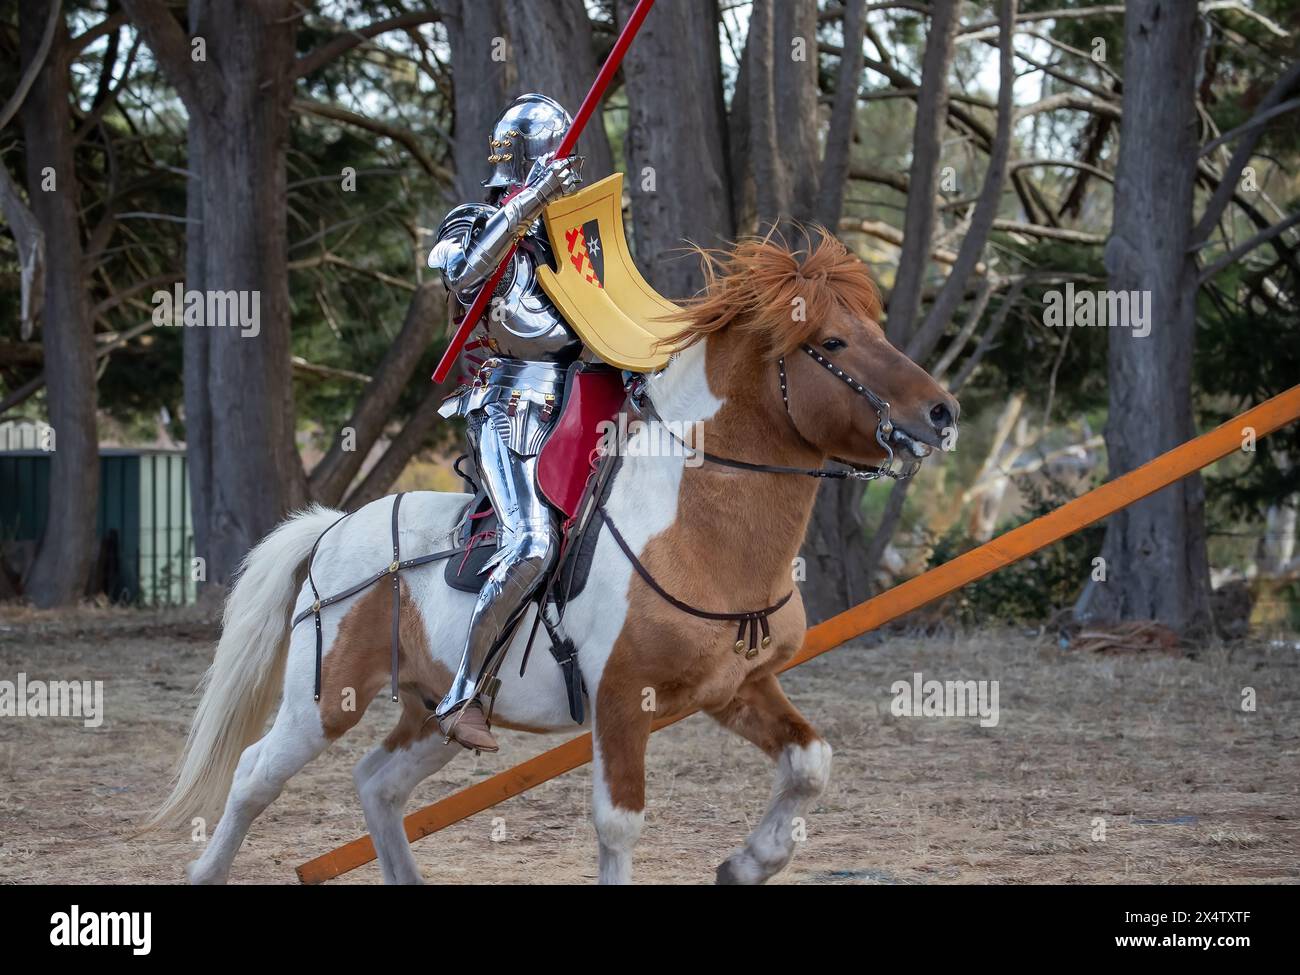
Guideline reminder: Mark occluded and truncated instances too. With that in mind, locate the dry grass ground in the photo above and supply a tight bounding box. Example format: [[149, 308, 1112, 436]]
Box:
[[0, 606, 1296, 885]]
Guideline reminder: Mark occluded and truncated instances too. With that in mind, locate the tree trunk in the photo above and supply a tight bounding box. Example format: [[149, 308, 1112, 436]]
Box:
[[800, 0, 868, 622], [1075, 0, 1212, 636], [744, 0, 819, 229], [19, 1, 100, 607], [906, 0, 1015, 362], [884, 0, 958, 346], [815, 0, 867, 230], [501, 0, 613, 181], [182, 69, 212, 592], [772, 0, 820, 222], [727, 30, 754, 235], [184, 0, 306, 591], [745, 0, 789, 225], [442, 0, 513, 202], [617, 0, 733, 298], [845, 0, 1013, 610]]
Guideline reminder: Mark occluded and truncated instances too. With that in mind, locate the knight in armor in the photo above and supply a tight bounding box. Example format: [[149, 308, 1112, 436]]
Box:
[[427, 93, 587, 752]]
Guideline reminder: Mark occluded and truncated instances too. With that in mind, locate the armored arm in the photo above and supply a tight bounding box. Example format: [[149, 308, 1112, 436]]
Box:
[[429, 156, 581, 301]]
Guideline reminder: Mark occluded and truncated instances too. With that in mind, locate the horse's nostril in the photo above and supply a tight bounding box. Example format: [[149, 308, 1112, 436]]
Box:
[[929, 403, 953, 431]]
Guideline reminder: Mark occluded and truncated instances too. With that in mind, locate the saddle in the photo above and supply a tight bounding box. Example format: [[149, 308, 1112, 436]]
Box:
[[442, 491, 499, 593], [445, 361, 624, 597]]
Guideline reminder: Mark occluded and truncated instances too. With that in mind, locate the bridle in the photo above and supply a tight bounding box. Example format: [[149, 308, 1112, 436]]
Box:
[[631, 342, 921, 482], [780, 343, 921, 480]]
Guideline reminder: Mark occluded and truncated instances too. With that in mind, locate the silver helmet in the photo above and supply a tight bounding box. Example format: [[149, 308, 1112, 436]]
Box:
[[484, 93, 572, 189]]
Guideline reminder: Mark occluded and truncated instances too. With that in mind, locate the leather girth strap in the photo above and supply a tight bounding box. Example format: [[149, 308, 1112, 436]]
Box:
[[389, 494, 403, 702]]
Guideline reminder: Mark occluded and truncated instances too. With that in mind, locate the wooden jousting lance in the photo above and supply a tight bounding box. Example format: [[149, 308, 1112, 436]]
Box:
[[431, 0, 658, 384]]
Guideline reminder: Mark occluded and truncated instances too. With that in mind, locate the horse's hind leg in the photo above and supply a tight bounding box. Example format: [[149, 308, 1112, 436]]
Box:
[[708, 674, 832, 885], [354, 698, 461, 885], [187, 695, 330, 884]]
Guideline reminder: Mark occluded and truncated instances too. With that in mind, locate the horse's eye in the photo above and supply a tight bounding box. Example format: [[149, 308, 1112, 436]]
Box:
[[821, 338, 847, 352]]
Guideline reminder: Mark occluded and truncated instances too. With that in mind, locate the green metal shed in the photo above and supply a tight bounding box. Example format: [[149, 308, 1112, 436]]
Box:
[[0, 449, 194, 606]]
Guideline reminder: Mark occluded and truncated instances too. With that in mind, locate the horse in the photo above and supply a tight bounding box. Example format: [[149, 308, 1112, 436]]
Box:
[[148, 228, 959, 885]]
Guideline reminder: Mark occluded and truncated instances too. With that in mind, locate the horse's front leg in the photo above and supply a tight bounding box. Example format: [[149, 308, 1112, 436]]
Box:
[[590, 668, 653, 885], [709, 673, 832, 885]]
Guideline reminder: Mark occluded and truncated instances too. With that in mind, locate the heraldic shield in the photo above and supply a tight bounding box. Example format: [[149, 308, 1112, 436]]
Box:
[[537, 172, 683, 372]]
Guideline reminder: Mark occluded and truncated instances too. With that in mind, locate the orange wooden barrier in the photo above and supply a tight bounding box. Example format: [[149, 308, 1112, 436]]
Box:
[[297, 384, 1300, 884]]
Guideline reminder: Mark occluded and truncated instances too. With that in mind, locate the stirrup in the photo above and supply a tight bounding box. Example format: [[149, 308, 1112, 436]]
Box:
[[438, 701, 499, 753]]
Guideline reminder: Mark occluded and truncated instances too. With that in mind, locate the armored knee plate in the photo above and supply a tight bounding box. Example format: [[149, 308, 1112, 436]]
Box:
[[437, 522, 559, 718]]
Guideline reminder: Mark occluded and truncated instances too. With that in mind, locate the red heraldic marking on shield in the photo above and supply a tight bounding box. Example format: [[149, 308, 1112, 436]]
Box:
[[565, 220, 605, 289]]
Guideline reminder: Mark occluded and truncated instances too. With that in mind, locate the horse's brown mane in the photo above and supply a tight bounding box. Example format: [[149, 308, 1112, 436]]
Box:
[[665, 226, 883, 360]]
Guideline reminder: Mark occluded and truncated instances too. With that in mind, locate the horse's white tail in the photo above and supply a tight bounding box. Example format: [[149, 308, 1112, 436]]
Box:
[[147, 504, 342, 829]]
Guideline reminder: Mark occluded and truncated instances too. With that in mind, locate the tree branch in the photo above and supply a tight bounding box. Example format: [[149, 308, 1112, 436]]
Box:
[[73, 35, 141, 144], [0, 319, 154, 417], [291, 98, 453, 183], [0, 0, 59, 132], [993, 219, 1107, 244], [1200, 95, 1300, 157], [931, 276, 995, 380], [1014, 91, 1122, 123], [948, 278, 1028, 393], [290, 356, 372, 384], [294, 10, 444, 80], [308, 284, 443, 506], [1197, 211, 1300, 285], [342, 379, 456, 512], [1012, 157, 1113, 183], [908, 0, 1017, 363], [839, 217, 988, 274], [959, 5, 1141, 38], [1007, 43, 1117, 102], [1192, 59, 1300, 245], [0, 162, 45, 340], [848, 165, 910, 194], [70, 10, 129, 54], [120, 0, 205, 111], [90, 271, 177, 319]]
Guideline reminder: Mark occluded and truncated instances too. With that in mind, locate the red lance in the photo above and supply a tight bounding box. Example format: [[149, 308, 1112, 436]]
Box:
[[431, 0, 657, 384]]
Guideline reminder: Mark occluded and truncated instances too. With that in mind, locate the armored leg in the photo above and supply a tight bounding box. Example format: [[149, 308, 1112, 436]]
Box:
[[438, 406, 560, 748]]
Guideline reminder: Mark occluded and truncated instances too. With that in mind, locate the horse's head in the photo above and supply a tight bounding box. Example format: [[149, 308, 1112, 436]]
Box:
[[669, 229, 959, 471]]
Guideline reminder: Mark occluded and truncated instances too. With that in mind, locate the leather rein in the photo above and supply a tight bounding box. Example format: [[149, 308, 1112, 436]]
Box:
[[594, 343, 920, 660]]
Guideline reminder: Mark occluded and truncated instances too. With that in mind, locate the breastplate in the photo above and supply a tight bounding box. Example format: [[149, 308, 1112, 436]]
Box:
[[480, 229, 582, 362]]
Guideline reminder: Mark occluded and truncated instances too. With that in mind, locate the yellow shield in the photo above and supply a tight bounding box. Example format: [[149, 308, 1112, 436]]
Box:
[[537, 173, 683, 372]]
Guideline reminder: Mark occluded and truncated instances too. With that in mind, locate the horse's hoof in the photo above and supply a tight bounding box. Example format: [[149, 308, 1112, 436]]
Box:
[[715, 859, 742, 885], [186, 859, 223, 885]]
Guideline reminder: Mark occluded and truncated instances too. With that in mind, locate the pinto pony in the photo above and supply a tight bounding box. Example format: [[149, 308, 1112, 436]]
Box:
[[148, 229, 958, 885]]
